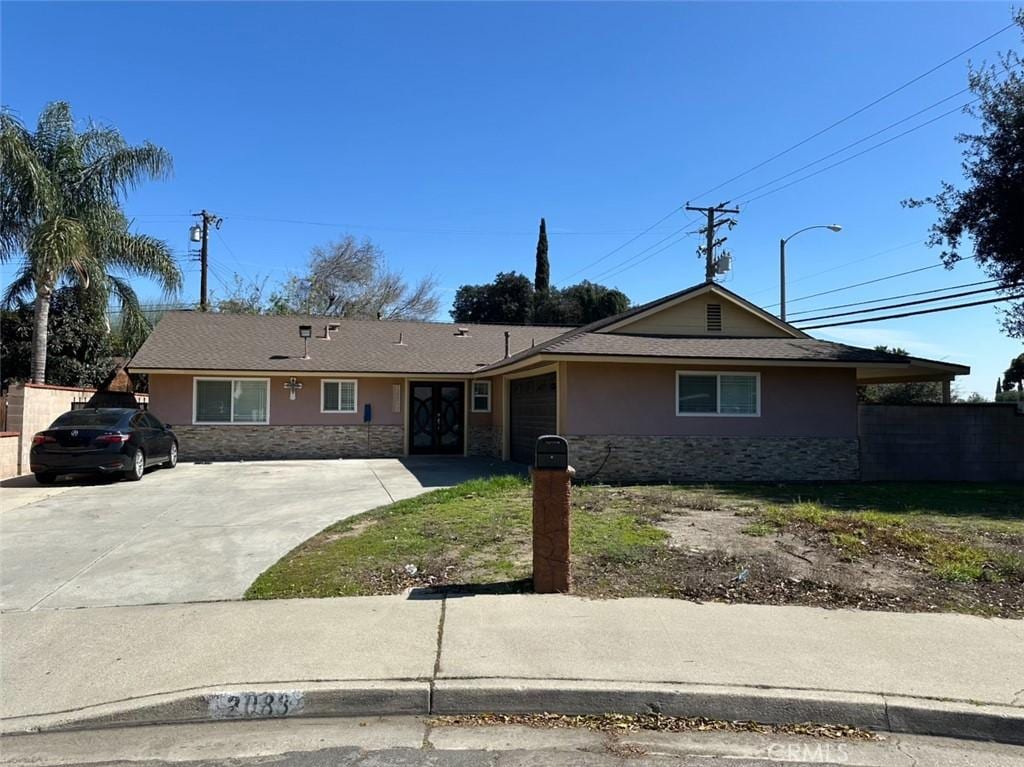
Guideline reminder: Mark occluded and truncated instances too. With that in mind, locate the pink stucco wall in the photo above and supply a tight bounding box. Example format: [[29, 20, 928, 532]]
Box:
[[148, 374, 406, 427], [468, 376, 502, 428], [563, 362, 858, 438]]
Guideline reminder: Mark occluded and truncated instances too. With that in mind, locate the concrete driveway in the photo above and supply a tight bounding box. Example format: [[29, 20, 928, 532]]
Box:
[[0, 457, 511, 611]]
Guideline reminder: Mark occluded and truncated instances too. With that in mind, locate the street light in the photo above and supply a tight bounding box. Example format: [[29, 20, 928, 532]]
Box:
[[779, 224, 842, 321]]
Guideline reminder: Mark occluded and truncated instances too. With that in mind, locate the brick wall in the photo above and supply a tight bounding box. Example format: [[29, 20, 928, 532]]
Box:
[[565, 435, 860, 483], [467, 424, 501, 458], [173, 424, 405, 462], [859, 404, 1024, 481]]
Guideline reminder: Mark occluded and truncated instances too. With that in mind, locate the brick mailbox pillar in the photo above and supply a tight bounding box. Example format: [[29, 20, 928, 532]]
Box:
[[531, 435, 574, 594]]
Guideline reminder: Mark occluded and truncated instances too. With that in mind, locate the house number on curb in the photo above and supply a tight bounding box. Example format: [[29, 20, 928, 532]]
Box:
[[207, 691, 305, 719]]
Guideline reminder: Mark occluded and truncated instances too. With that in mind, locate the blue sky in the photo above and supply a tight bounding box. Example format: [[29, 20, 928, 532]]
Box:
[[2, 1, 1021, 396]]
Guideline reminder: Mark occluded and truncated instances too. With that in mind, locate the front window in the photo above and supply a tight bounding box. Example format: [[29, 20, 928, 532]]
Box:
[[471, 381, 491, 412], [194, 379, 269, 424], [322, 380, 357, 413], [677, 372, 759, 416]]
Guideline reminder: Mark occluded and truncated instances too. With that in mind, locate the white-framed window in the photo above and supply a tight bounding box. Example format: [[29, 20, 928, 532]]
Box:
[[193, 378, 270, 425], [321, 379, 358, 413], [676, 371, 760, 417], [471, 380, 491, 413]]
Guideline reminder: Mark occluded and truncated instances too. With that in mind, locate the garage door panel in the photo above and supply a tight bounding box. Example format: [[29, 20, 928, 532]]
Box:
[[509, 372, 557, 464]]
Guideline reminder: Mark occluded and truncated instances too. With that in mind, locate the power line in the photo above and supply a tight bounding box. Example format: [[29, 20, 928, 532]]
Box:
[[786, 278, 1000, 318], [730, 87, 974, 203], [223, 214, 660, 238], [744, 239, 925, 299], [599, 230, 699, 282], [688, 21, 1017, 203], [556, 206, 685, 281], [797, 293, 1023, 330], [591, 218, 700, 280], [764, 263, 950, 309], [742, 97, 978, 205], [794, 284, 1006, 323]]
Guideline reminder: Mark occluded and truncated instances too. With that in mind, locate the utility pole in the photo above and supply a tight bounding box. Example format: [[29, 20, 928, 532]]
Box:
[[190, 210, 222, 311], [685, 202, 740, 282]]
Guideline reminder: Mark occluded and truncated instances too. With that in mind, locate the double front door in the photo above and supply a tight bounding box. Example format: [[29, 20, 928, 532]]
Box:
[[409, 382, 464, 454]]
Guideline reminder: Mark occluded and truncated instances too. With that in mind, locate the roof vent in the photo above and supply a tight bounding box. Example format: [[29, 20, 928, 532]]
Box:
[[322, 323, 340, 340], [706, 303, 723, 332], [393, 331, 406, 346], [454, 327, 470, 338]]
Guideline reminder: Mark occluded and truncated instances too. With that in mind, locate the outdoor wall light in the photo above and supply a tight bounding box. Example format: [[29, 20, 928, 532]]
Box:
[[299, 325, 313, 359]]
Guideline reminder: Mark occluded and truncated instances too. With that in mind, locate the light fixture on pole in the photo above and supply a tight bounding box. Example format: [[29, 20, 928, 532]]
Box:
[[779, 224, 842, 321], [298, 325, 312, 359]]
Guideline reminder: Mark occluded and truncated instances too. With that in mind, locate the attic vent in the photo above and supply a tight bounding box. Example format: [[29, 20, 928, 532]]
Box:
[[706, 303, 723, 332], [454, 327, 470, 338]]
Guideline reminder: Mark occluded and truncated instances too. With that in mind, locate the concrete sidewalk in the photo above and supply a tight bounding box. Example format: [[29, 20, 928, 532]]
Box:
[[2, 595, 1022, 741]]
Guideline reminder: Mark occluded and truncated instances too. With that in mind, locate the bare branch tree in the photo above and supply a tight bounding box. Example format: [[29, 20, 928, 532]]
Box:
[[276, 236, 439, 320]]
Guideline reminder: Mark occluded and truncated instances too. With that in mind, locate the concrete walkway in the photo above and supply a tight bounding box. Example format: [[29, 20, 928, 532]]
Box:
[[0, 457, 508, 611], [2, 595, 1022, 741]]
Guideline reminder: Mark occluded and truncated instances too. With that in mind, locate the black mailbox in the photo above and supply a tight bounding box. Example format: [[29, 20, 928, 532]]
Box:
[[535, 435, 569, 470]]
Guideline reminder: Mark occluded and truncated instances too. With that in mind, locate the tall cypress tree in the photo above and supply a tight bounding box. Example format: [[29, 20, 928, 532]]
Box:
[[534, 217, 550, 293]]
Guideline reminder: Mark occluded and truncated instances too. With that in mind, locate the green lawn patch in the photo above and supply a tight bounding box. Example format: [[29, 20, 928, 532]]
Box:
[[246, 476, 668, 599]]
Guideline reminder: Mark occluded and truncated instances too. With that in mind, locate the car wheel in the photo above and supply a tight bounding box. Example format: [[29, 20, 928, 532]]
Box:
[[34, 472, 56, 485], [166, 441, 178, 469], [125, 449, 145, 482]]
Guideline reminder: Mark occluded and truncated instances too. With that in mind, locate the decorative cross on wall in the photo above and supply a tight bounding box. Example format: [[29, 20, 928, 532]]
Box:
[[283, 377, 304, 401]]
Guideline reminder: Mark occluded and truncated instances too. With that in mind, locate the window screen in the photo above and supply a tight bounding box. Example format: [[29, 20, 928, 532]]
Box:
[[233, 380, 268, 423], [677, 373, 758, 416], [322, 381, 357, 412], [677, 375, 718, 414], [472, 381, 491, 412], [720, 375, 758, 414], [195, 380, 233, 422], [195, 379, 268, 423]]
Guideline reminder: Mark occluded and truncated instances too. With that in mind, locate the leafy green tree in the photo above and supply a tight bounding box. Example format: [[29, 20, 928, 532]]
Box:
[[452, 271, 631, 326], [556, 280, 630, 324], [0, 102, 181, 382], [904, 11, 1024, 337], [452, 272, 535, 324], [534, 217, 549, 294], [1005, 353, 1024, 390], [1, 287, 114, 389]]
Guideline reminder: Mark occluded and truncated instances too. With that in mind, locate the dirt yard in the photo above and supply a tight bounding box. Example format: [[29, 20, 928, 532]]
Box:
[[574, 485, 1024, 618]]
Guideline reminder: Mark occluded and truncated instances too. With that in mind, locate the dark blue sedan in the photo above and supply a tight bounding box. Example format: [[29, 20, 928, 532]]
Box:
[[30, 408, 178, 484]]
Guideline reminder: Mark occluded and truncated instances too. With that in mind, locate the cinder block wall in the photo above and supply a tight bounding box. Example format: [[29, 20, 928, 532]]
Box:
[[0, 434, 19, 479], [859, 404, 1024, 481]]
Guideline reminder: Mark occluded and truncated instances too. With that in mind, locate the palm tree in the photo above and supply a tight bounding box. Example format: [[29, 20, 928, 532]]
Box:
[[1, 101, 181, 383]]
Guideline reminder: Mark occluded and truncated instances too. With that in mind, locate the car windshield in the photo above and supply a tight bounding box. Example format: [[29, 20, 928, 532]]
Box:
[[51, 410, 126, 428]]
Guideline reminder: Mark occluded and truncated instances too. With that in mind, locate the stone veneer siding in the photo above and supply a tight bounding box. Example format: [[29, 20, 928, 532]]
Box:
[[467, 424, 502, 458], [174, 425, 405, 462], [565, 435, 859, 482]]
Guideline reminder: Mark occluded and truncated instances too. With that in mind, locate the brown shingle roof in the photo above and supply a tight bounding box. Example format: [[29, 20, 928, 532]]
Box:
[[129, 312, 571, 374], [505, 333, 922, 364]]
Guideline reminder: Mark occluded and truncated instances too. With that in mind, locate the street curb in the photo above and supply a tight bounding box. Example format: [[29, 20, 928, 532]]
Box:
[[0, 681, 429, 736], [2, 678, 1022, 746]]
